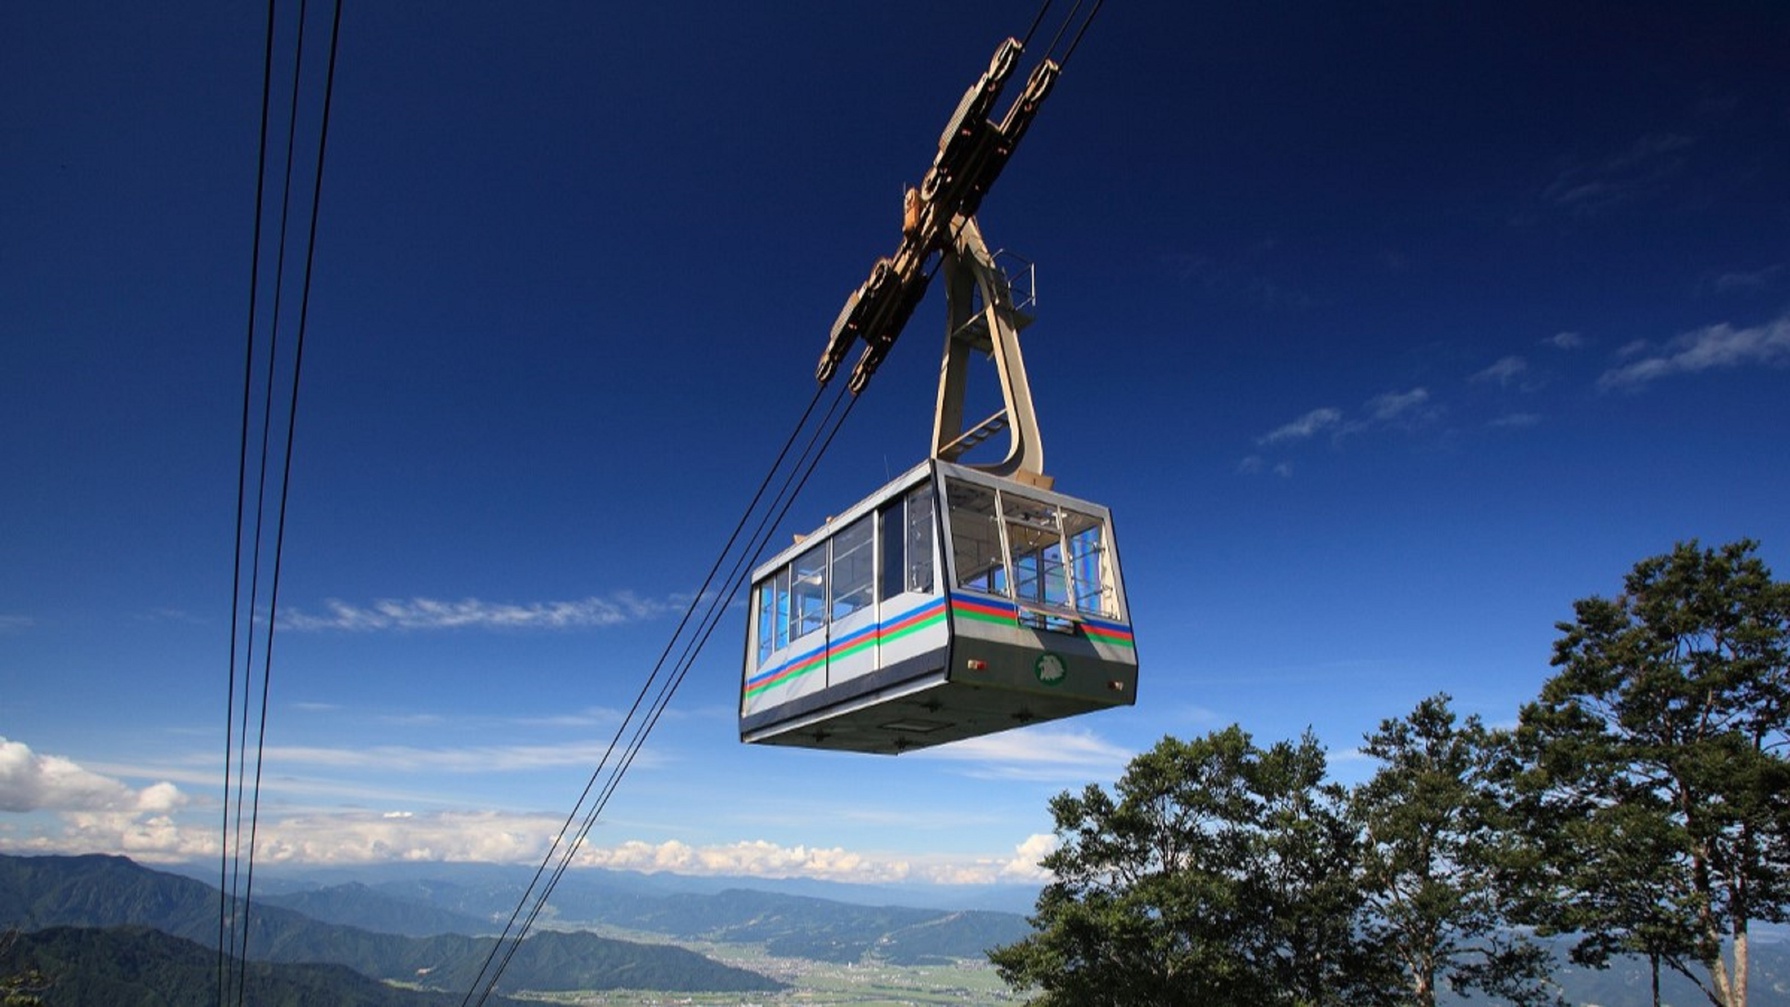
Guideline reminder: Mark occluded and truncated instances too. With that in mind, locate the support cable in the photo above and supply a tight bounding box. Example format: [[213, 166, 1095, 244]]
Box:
[[460, 380, 850, 1005], [224, 0, 314, 991], [1056, 0, 1104, 68], [1018, 0, 1053, 51], [235, 7, 343, 1006], [1041, 0, 1084, 61], [228, 0, 315, 987], [463, 5, 1103, 999], [217, 1, 341, 1004], [217, 0, 279, 999]]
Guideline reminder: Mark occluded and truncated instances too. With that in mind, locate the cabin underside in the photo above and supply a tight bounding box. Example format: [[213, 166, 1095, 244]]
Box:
[[742, 624, 1136, 755]]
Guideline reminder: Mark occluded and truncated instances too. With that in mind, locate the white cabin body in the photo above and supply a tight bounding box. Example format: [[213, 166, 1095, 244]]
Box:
[[741, 459, 1136, 754]]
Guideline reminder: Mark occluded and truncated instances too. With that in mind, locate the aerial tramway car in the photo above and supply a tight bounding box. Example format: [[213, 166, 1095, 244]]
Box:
[[741, 458, 1135, 754], [740, 29, 1136, 754]]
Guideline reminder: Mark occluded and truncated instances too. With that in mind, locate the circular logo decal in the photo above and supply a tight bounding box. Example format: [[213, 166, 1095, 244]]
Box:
[[1034, 652, 1067, 686]]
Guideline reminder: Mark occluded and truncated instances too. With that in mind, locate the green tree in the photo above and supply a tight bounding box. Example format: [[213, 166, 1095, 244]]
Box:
[[988, 727, 1384, 1006], [1511, 539, 1790, 1007], [1352, 695, 1559, 1007], [0, 930, 47, 1007]]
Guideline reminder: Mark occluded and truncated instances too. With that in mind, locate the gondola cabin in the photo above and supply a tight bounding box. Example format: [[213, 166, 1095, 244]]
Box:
[[741, 460, 1135, 754], [745, 32, 1136, 754]]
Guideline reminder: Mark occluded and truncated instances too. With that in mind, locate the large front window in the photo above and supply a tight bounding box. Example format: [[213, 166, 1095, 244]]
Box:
[[944, 476, 1119, 620]]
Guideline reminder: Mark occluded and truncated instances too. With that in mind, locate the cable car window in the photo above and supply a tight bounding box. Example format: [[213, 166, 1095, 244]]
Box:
[[879, 500, 904, 602], [1002, 493, 1071, 608], [905, 483, 934, 593], [756, 567, 793, 660], [946, 478, 1006, 595], [792, 543, 827, 641], [754, 581, 773, 663], [1062, 509, 1116, 618], [830, 516, 874, 619]]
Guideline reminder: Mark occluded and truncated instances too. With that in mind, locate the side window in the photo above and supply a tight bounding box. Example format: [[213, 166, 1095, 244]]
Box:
[[1062, 510, 1115, 617], [791, 544, 827, 641], [946, 478, 1005, 595], [757, 567, 791, 656], [879, 500, 904, 601], [755, 581, 773, 663], [830, 516, 873, 619], [1002, 493, 1070, 608], [905, 484, 934, 593]]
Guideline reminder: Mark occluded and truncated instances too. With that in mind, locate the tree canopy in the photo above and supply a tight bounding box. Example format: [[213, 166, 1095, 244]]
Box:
[[988, 727, 1378, 1006], [994, 539, 1788, 1007], [1511, 539, 1790, 1007], [1354, 697, 1556, 1007]]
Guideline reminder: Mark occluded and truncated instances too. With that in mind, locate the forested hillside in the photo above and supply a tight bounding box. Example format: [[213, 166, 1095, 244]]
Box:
[[0, 926, 530, 1007], [0, 854, 783, 995]]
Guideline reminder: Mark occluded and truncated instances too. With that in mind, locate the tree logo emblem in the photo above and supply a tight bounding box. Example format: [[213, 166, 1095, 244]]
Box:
[[1035, 652, 1067, 686]]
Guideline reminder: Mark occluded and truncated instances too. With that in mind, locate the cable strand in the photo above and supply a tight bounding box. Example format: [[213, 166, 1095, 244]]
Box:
[[219, 0, 280, 1000], [460, 381, 834, 1005], [469, 384, 859, 1006]]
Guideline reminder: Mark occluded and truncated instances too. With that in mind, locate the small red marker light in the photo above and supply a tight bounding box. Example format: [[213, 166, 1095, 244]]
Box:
[[967, 659, 988, 671]]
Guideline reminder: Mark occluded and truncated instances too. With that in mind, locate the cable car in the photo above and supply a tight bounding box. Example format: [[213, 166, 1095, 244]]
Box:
[[741, 458, 1134, 754], [740, 35, 1135, 754]]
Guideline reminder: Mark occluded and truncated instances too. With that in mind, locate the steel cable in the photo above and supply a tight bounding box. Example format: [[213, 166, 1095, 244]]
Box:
[[218, 1, 342, 1004], [461, 379, 854, 1004]]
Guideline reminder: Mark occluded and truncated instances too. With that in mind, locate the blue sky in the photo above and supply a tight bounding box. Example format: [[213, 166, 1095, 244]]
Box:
[[4, 2, 1788, 890]]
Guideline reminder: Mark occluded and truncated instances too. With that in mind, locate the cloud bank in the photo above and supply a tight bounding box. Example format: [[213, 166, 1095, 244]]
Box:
[[0, 737, 1054, 884]]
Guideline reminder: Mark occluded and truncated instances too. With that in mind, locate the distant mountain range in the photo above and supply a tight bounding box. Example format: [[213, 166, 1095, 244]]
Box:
[[169, 857, 1045, 914], [158, 857, 1040, 965], [8, 852, 1789, 1006], [0, 853, 783, 999], [257, 881, 491, 938], [0, 926, 531, 1007]]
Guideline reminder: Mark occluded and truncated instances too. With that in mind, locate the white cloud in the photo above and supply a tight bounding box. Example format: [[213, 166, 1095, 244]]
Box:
[[1546, 331, 1584, 350], [136, 608, 209, 626], [1489, 412, 1542, 430], [1365, 387, 1430, 422], [919, 727, 1133, 783], [261, 739, 653, 775], [1598, 314, 1790, 390], [0, 737, 182, 814], [1000, 833, 1058, 881], [0, 739, 198, 863], [574, 838, 912, 883], [281, 592, 674, 632], [1711, 263, 1786, 294], [1257, 407, 1342, 445], [0, 778, 1051, 886], [916, 833, 1063, 885], [0, 615, 33, 634], [247, 810, 559, 866], [1238, 455, 1292, 478], [1471, 356, 1527, 386], [1542, 132, 1692, 215]]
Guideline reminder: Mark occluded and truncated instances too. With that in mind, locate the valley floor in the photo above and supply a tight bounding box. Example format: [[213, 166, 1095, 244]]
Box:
[[513, 945, 1017, 1006]]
